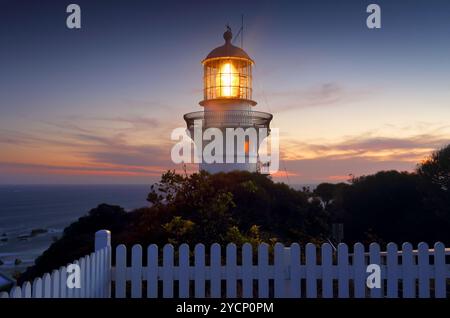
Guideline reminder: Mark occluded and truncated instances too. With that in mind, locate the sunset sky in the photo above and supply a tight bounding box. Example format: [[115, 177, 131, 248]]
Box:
[[1, 0, 450, 184]]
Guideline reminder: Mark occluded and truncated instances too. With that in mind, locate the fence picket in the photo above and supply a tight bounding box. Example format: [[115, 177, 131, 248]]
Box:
[[98, 249, 104, 298], [147, 244, 158, 298], [226, 243, 237, 298], [95, 250, 101, 297], [9, 286, 21, 298], [417, 242, 430, 298], [131, 244, 143, 298], [321, 243, 333, 298], [433, 242, 446, 298], [89, 252, 95, 298], [22, 281, 31, 298], [353, 243, 366, 298], [51, 269, 60, 298], [195, 244, 206, 298], [386, 243, 398, 298], [337, 243, 349, 298], [289, 243, 301, 298], [369, 243, 381, 298], [305, 243, 317, 298], [89, 253, 95, 298], [66, 267, 74, 299], [274, 243, 285, 298], [105, 246, 112, 298], [163, 244, 174, 298], [115, 244, 127, 298], [74, 260, 81, 298], [84, 257, 90, 298], [242, 243, 253, 298], [59, 266, 67, 298], [257, 243, 269, 298], [178, 244, 190, 298], [43, 273, 51, 298], [104, 247, 109, 297], [210, 243, 221, 298], [402, 243, 415, 298], [32, 277, 43, 298], [283, 247, 292, 297], [79, 258, 86, 298]]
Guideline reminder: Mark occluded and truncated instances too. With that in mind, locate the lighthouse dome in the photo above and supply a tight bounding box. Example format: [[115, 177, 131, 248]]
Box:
[[203, 27, 254, 64]]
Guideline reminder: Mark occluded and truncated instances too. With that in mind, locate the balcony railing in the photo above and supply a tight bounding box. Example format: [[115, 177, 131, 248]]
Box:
[[184, 110, 273, 130]]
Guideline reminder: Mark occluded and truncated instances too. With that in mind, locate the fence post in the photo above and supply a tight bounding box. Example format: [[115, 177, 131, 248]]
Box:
[[95, 230, 111, 298], [95, 230, 111, 252]]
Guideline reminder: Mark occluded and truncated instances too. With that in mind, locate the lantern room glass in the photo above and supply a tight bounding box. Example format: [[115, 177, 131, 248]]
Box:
[[203, 58, 252, 101]]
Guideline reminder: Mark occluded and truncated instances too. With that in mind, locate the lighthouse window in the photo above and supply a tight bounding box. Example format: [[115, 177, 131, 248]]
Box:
[[203, 58, 252, 101]]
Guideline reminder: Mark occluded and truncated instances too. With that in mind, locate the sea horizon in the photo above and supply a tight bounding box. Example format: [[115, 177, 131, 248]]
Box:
[[0, 184, 152, 277]]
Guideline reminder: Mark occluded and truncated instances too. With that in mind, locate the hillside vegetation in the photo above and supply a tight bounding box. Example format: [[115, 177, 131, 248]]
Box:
[[18, 144, 450, 284]]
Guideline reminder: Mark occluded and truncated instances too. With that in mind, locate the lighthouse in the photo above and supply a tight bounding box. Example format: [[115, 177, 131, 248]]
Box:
[[184, 27, 273, 174]]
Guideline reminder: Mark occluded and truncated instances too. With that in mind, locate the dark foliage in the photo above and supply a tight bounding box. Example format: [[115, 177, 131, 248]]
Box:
[[18, 144, 450, 284], [18, 171, 329, 284], [312, 144, 450, 245]]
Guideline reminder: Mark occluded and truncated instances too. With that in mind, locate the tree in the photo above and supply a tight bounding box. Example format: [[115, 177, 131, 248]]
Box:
[[417, 144, 450, 191], [146, 170, 330, 244], [341, 171, 426, 244], [416, 144, 450, 238], [314, 182, 349, 211]]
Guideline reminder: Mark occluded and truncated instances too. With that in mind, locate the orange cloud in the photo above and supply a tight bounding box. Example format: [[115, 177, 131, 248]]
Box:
[[1, 115, 448, 184]]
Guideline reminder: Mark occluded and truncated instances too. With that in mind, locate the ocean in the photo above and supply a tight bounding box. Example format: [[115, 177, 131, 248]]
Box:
[[0, 185, 150, 277]]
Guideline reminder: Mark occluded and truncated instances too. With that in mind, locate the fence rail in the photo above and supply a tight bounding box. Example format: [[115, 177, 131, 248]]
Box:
[[1, 230, 449, 298]]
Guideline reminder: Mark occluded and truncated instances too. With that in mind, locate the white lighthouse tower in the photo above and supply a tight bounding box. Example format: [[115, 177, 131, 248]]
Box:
[[184, 27, 273, 173]]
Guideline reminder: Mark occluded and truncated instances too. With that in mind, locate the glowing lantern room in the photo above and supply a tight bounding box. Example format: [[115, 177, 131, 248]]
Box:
[[200, 27, 256, 106]]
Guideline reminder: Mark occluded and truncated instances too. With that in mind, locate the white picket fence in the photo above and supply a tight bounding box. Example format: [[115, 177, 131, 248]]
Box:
[[0, 230, 112, 299], [1, 230, 449, 298]]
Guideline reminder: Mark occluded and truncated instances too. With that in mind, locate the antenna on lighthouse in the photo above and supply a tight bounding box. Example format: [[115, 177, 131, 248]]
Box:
[[241, 14, 244, 48], [233, 15, 244, 48]]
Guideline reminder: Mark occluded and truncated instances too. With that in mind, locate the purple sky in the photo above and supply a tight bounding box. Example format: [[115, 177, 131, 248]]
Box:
[[1, 0, 449, 184]]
